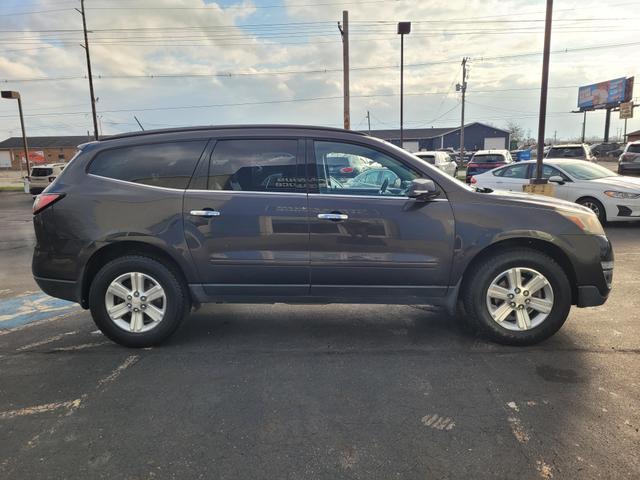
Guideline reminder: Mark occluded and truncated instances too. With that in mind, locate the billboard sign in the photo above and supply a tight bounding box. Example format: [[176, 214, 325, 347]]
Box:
[[578, 77, 627, 110]]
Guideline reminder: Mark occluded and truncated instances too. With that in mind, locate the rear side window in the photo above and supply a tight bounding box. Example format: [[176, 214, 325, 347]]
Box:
[[628, 144, 640, 154], [501, 164, 529, 178], [89, 141, 207, 189], [207, 139, 303, 192]]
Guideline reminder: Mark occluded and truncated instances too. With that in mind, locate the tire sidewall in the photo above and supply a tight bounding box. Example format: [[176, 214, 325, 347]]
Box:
[[578, 197, 606, 224], [89, 256, 188, 347], [467, 250, 571, 345]]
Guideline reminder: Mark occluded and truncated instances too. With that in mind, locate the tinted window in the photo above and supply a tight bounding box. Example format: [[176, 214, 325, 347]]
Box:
[[314, 141, 419, 197], [472, 154, 506, 163], [208, 139, 302, 192], [628, 144, 640, 154], [417, 154, 435, 165], [501, 164, 529, 178], [89, 141, 206, 189], [31, 168, 53, 177], [547, 147, 584, 158], [531, 165, 570, 181]]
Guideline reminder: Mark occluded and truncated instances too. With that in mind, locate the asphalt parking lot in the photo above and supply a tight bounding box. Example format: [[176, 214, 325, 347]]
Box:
[[1, 191, 638, 479]]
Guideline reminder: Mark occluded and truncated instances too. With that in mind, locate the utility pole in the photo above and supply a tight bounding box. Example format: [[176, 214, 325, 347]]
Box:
[[397, 22, 411, 147], [457, 57, 469, 161], [533, 0, 553, 183], [77, 0, 99, 140], [604, 107, 611, 142], [338, 11, 350, 130], [366, 110, 371, 135]]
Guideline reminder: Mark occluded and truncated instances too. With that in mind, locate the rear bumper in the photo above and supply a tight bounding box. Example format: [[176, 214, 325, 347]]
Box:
[[33, 276, 80, 304]]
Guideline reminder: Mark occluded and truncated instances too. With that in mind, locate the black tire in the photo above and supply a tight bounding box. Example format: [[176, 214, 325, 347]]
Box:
[[462, 249, 572, 346], [576, 196, 606, 224], [89, 255, 190, 347]]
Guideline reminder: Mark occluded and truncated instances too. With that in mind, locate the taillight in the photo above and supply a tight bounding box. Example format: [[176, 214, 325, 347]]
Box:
[[470, 177, 477, 184], [622, 153, 635, 162], [339, 167, 354, 173], [33, 193, 64, 214]]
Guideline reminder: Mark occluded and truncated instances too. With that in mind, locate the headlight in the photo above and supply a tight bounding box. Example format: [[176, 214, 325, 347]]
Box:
[[604, 190, 640, 199], [559, 210, 605, 235]]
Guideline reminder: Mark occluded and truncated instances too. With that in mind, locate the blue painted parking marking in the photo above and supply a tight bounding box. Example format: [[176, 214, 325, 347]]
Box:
[[0, 292, 78, 330]]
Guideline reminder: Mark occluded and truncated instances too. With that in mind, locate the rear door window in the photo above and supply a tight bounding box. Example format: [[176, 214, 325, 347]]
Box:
[[88, 141, 207, 189], [207, 139, 304, 192]]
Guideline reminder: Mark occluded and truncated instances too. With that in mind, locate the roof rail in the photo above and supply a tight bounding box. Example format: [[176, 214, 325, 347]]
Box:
[[101, 124, 367, 141]]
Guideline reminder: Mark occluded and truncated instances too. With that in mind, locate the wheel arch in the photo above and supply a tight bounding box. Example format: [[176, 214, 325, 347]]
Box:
[[458, 237, 578, 305], [80, 241, 190, 309], [575, 196, 606, 221]]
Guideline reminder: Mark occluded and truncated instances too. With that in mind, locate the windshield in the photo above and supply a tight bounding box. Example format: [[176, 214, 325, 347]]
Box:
[[547, 147, 584, 158], [31, 168, 53, 177], [471, 154, 505, 163], [560, 162, 617, 180]]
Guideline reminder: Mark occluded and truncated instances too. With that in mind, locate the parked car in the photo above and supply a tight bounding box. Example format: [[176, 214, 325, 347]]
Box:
[[590, 142, 622, 158], [470, 159, 640, 223], [618, 141, 640, 176], [28, 163, 65, 194], [33, 125, 612, 348], [465, 150, 513, 183], [546, 144, 596, 162], [414, 151, 458, 177], [323, 153, 372, 182], [345, 167, 401, 191]]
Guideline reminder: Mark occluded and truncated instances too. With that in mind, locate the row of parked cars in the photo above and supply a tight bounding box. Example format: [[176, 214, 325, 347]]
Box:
[[466, 140, 640, 224]]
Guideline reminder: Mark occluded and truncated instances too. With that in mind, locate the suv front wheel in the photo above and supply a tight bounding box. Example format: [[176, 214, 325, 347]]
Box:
[[462, 249, 572, 345], [89, 255, 190, 347]]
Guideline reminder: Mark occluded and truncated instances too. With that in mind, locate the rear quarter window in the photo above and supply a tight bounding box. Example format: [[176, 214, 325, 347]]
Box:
[[88, 141, 207, 189]]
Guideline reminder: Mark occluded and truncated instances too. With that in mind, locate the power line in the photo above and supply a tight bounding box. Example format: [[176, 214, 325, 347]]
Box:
[[3, 39, 638, 83], [0, 85, 582, 119]]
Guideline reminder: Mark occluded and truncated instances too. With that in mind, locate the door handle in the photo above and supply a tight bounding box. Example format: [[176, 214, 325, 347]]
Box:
[[317, 213, 348, 221], [190, 210, 221, 217]]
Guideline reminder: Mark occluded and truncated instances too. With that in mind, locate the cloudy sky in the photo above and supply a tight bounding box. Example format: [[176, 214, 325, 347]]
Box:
[[1, 0, 638, 142]]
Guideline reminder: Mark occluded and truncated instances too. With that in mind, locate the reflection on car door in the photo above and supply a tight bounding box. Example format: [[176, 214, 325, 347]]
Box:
[[183, 137, 310, 298], [307, 140, 455, 300]]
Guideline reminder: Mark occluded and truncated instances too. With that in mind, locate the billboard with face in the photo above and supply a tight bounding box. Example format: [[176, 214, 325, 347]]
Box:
[[578, 78, 627, 110]]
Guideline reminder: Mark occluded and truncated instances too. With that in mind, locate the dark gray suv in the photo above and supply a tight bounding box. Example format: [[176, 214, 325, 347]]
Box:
[[32, 126, 613, 347]]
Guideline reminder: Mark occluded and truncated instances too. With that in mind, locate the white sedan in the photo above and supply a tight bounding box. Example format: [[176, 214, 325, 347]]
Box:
[[470, 159, 640, 223]]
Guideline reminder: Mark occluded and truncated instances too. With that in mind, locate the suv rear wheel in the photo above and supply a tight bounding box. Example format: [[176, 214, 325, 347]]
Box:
[[89, 255, 189, 347], [462, 249, 571, 345]]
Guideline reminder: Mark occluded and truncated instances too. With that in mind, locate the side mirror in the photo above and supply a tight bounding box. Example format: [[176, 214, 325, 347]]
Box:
[[548, 175, 565, 185], [407, 178, 439, 200]]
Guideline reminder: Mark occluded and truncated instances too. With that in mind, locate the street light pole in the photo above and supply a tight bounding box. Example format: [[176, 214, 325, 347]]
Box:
[[397, 22, 411, 148], [1, 90, 30, 176]]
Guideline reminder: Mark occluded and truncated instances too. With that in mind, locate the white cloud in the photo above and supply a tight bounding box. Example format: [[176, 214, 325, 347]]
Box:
[[0, 0, 638, 141]]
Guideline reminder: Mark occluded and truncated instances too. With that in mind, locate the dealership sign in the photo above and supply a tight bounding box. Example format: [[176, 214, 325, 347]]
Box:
[[578, 78, 628, 110]]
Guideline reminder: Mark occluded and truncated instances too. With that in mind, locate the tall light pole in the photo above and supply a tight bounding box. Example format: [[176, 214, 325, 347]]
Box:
[[1, 90, 31, 176], [397, 22, 411, 148]]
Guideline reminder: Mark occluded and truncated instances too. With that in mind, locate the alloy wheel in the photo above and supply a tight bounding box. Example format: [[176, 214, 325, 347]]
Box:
[[105, 272, 166, 333], [485, 267, 554, 331]]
